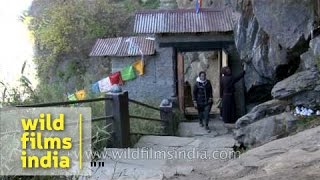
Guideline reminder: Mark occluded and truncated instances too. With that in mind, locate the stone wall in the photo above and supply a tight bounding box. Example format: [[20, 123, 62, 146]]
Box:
[[111, 47, 175, 104]]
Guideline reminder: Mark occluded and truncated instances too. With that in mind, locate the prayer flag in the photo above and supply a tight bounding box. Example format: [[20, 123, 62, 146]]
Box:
[[132, 59, 144, 76], [75, 90, 86, 100], [121, 65, 136, 81], [98, 77, 112, 93], [91, 82, 100, 94], [109, 71, 123, 85], [68, 93, 77, 101]]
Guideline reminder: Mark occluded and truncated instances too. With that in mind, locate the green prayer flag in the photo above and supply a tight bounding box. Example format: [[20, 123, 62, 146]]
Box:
[[68, 93, 77, 101], [121, 65, 136, 81]]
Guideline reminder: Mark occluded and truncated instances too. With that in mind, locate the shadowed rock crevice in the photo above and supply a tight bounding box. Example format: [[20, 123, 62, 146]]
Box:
[[246, 84, 272, 105]]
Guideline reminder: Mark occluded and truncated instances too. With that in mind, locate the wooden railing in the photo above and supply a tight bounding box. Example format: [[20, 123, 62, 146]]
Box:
[[16, 91, 173, 148], [128, 98, 174, 135]]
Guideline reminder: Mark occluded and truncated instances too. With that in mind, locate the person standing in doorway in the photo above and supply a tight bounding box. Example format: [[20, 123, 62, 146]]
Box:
[[193, 71, 213, 131], [220, 67, 245, 124]]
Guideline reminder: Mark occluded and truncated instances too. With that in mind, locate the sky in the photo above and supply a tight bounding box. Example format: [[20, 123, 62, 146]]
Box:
[[0, 0, 36, 90]]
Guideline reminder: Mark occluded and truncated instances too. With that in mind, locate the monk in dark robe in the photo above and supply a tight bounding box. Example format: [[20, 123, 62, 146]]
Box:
[[220, 67, 245, 124]]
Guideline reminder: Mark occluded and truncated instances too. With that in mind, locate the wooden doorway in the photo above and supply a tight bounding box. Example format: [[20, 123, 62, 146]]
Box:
[[177, 52, 184, 111], [177, 50, 229, 116]]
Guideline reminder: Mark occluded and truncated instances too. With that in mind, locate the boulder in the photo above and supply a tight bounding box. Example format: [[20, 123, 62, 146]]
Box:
[[235, 112, 298, 148], [299, 51, 317, 71], [208, 125, 320, 180], [271, 70, 320, 99], [298, 36, 320, 71], [291, 86, 320, 109], [310, 35, 320, 56], [235, 99, 289, 128]]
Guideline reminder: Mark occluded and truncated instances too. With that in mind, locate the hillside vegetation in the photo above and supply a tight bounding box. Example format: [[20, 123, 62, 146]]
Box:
[[6, 0, 159, 105]]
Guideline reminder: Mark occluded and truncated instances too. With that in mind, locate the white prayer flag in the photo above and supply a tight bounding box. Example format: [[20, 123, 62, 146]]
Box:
[[98, 77, 112, 93]]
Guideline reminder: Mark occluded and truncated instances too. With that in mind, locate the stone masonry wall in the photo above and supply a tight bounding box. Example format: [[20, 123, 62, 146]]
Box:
[[111, 47, 175, 104]]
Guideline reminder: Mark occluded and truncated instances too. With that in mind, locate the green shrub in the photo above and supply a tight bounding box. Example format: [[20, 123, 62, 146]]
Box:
[[172, 108, 184, 135], [295, 116, 320, 133], [129, 100, 164, 145], [129, 101, 163, 133], [141, 0, 160, 9]]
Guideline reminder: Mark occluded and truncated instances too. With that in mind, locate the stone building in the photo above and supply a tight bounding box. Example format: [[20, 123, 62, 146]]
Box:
[[90, 6, 246, 117], [89, 36, 174, 103]]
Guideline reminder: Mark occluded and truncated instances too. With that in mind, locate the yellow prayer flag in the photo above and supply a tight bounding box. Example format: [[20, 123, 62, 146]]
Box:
[[75, 90, 86, 100], [132, 59, 144, 75]]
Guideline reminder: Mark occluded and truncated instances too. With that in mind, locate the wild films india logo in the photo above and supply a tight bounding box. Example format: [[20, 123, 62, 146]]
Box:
[[0, 108, 92, 176]]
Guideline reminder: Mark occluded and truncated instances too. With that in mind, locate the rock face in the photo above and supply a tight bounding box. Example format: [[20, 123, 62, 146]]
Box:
[[236, 69, 319, 147], [234, 99, 299, 147], [271, 67, 320, 109], [299, 35, 320, 71], [299, 51, 317, 71], [230, 0, 320, 148], [253, 0, 313, 49], [235, 99, 289, 128], [271, 70, 320, 99], [291, 88, 320, 109], [235, 112, 298, 147], [232, 0, 314, 104], [208, 125, 320, 180]]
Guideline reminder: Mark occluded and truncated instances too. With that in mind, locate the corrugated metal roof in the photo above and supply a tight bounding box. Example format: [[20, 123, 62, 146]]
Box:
[[89, 36, 155, 57], [134, 8, 234, 34]]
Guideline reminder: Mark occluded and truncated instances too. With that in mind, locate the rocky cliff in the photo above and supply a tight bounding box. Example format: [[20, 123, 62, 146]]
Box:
[[231, 0, 315, 103], [230, 0, 320, 148]]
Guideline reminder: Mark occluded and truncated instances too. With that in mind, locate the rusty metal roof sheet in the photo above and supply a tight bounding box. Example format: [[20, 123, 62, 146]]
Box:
[[89, 36, 156, 57], [134, 8, 234, 34]]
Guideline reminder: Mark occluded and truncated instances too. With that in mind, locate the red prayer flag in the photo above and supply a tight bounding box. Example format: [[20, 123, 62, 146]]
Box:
[[109, 72, 123, 85]]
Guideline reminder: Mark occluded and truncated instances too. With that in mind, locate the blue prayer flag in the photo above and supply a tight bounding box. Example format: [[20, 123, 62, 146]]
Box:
[[91, 82, 100, 94]]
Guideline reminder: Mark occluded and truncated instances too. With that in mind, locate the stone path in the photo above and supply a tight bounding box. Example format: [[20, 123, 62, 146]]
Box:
[[90, 116, 237, 180], [178, 117, 234, 137]]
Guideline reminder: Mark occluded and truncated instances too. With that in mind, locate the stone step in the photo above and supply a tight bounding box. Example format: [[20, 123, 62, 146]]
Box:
[[178, 118, 231, 137], [91, 134, 236, 179], [90, 117, 237, 179]]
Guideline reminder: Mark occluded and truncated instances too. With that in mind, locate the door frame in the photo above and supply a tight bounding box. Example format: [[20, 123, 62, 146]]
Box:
[[176, 50, 229, 114], [177, 52, 184, 112]]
